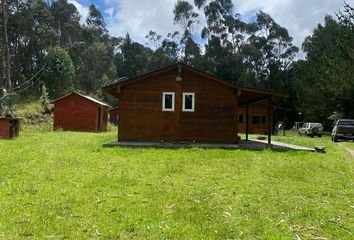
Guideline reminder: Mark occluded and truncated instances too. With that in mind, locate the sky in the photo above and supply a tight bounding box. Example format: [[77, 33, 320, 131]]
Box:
[[68, 0, 345, 50]]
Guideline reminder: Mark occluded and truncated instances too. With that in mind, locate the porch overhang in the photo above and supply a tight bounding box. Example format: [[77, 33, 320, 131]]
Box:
[[236, 88, 288, 146]]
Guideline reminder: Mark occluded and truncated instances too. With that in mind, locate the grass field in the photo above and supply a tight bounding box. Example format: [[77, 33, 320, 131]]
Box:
[[341, 142, 354, 151], [0, 127, 353, 239]]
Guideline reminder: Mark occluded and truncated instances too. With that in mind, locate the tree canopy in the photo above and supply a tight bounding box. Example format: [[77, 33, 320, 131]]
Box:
[[0, 0, 353, 124]]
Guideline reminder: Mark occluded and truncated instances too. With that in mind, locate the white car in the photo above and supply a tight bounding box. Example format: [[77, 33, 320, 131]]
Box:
[[298, 123, 323, 138]]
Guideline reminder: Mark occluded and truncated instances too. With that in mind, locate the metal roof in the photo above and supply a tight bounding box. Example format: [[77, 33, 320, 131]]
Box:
[[51, 92, 110, 107]]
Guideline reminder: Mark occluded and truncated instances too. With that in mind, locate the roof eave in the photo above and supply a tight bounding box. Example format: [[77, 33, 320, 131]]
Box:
[[103, 62, 288, 99], [51, 91, 110, 107]]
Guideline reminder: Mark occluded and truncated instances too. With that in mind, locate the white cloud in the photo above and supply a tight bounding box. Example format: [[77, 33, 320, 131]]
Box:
[[234, 0, 344, 48], [104, 7, 114, 19], [72, 0, 345, 50], [68, 0, 90, 24], [105, 0, 182, 43]]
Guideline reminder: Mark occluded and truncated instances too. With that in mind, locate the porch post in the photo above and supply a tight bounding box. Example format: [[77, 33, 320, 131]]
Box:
[[246, 104, 249, 141], [235, 89, 239, 143], [267, 96, 272, 145]]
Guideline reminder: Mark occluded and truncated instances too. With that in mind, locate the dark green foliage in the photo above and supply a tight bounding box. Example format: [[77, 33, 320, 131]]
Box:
[[76, 42, 116, 93], [115, 34, 173, 78], [295, 9, 354, 123], [50, 0, 82, 47], [42, 47, 75, 98], [0, 0, 119, 104]]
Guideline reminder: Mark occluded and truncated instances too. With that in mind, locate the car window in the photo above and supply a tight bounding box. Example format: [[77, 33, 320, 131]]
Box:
[[338, 120, 354, 126]]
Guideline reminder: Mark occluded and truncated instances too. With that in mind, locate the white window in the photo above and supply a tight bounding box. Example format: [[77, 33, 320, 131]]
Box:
[[162, 92, 175, 111], [182, 92, 195, 112]]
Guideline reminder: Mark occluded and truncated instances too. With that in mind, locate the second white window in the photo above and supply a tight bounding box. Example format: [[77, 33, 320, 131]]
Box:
[[182, 92, 195, 112]]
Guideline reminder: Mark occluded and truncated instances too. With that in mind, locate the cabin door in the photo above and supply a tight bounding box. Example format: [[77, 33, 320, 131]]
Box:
[[162, 92, 179, 141], [162, 115, 179, 142]]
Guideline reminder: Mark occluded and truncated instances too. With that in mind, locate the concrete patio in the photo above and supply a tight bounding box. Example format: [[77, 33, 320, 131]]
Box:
[[104, 139, 315, 152]]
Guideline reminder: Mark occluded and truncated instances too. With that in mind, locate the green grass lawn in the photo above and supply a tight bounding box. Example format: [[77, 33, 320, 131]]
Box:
[[0, 127, 353, 239]]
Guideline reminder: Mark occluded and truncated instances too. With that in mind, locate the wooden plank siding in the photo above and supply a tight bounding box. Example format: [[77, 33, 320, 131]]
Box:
[[117, 68, 238, 143], [238, 103, 273, 135], [53, 93, 109, 132], [0, 118, 20, 139], [105, 63, 287, 143]]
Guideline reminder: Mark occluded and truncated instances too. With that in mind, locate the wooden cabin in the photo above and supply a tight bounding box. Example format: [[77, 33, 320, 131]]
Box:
[[105, 63, 287, 144], [109, 106, 119, 125], [52, 92, 109, 132], [0, 118, 20, 139]]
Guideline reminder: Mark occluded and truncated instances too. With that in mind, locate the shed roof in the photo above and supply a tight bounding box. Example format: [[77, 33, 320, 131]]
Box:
[[51, 92, 110, 107]]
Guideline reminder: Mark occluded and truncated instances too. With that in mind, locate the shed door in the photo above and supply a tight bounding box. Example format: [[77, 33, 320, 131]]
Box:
[[97, 106, 101, 131]]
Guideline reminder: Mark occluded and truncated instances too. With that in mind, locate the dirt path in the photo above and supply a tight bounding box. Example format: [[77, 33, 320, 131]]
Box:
[[339, 143, 354, 158]]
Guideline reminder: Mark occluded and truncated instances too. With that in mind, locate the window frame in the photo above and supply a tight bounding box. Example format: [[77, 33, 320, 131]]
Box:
[[162, 92, 175, 112], [182, 92, 195, 112]]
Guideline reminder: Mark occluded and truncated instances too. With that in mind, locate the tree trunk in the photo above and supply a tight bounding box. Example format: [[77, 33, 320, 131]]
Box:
[[1, 0, 11, 89], [0, 1, 4, 89]]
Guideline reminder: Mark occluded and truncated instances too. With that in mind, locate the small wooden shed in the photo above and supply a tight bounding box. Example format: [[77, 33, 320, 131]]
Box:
[[0, 118, 20, 139], [52, 92, 109, 132], [109, 106, 119, 125]]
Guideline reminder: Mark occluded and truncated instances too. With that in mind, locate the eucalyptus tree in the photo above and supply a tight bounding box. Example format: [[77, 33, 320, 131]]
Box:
[[160, 32, 181, 62], [173, 0, 202, 65], [115, 34, 153, 78], [337, 1, 354, 28], [6, 0, 57, 89], [50, 0, 81, 48], [86, 4, 109, 42], [242, 11, 298, 89], [1, 0, 11, 89], [146, 31, 162, 49]]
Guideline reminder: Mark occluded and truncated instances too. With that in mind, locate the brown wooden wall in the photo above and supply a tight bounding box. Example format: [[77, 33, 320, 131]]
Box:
[[238, 104, 271, 134], [117, 67, 238, 143], [0, 118, 20, 139], [0, 119, 11, 139], [53, 94, 108, 132]]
